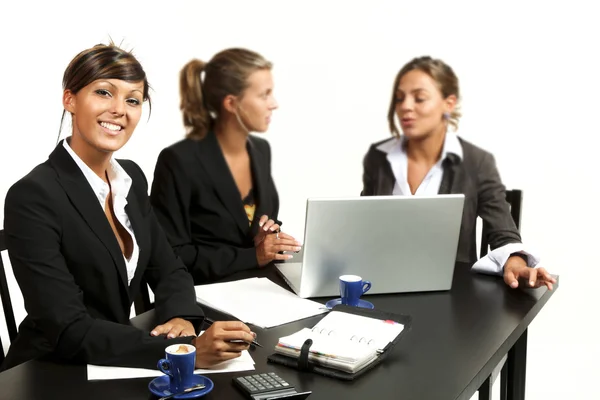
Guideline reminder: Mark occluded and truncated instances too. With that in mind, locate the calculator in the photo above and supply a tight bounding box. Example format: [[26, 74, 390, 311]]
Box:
[[232, 372, 312, 400]]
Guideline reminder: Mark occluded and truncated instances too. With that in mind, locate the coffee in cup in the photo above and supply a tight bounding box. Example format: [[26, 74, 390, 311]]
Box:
[[158, 344, 196, 392]]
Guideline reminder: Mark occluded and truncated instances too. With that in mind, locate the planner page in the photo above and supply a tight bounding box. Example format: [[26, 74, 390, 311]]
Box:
[[311, 311, 405, 351]]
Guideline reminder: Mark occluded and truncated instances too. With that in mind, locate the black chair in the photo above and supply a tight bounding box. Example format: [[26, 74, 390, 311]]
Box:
[[0, 229, 18, 365], [133, 277, 154, 315], [478, 189, 523, 400]]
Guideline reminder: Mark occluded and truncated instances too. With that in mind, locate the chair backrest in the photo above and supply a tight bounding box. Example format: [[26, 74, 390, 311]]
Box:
[[0, 229, 18, 364], [479, 189, 523, 258]]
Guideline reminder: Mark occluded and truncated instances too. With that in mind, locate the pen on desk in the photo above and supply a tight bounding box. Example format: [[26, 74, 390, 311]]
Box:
[[203, 317, 263, 348]]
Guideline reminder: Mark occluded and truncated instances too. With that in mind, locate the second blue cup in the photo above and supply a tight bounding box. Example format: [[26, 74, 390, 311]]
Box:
[[339, 274, 371, 306]]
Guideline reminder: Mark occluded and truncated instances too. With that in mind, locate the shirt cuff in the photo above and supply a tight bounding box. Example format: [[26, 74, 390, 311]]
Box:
[[471, 242, 540, 276]]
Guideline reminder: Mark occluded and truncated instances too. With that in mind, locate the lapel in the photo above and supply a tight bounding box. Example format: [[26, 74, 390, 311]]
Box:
[[438, 153, 462, 194], [195, 132, 249, 235], [49, 142, 130, 291], [247, 137, 270, 237], [378, 154, 396, 195], [124, 188, 146, 294]]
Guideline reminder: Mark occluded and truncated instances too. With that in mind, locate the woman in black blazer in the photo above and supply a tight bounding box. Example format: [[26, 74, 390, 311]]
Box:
[[150, 49, 301, 284], [362, 56, 555, 290], [2, 43, 255, 371]]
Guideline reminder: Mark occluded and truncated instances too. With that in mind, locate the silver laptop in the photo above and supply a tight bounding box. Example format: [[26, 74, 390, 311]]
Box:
[[276, 194, 465, 298]]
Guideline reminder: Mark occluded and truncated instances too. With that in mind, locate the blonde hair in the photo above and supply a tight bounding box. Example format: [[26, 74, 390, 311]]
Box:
[[179, 48, 272, 139], [387, 56, 461, 137]]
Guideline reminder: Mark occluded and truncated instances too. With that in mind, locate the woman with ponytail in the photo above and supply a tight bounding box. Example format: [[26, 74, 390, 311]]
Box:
[[150, 48, 301, 283]]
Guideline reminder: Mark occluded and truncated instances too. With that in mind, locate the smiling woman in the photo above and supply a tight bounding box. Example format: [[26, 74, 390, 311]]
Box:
[[63, 77, 145, 167], [64, 78, 143, 152], [1, 43, 256, 372], [58, 44, 151, 147]]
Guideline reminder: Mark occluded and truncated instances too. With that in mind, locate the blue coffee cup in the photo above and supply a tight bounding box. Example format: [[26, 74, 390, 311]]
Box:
[[157, 344, 196, 393], [339, 275, 372, 306]]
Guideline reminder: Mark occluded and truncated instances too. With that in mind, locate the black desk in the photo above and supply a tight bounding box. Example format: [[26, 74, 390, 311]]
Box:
[[0, 263, 557, 400]]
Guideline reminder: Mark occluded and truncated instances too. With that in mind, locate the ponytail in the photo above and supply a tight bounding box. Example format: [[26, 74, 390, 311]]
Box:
[[180, 59, 211, 139]]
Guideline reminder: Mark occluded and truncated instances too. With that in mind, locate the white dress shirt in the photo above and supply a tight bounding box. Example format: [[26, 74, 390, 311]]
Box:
[[376, 131, 539, 275], [63, 138, 140, 285]]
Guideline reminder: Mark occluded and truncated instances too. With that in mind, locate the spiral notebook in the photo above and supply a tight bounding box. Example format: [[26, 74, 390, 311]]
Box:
[[269, 306, 410, 378]]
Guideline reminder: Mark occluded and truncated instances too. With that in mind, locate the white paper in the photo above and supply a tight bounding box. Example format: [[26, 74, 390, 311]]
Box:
[[195, 277, 327, 328], [87, 350, 254, 381]]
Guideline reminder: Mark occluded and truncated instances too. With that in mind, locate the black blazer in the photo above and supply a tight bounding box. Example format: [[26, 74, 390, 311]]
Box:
[[362, 136, 521, 264], [150, 132, 279, 283], [1, 141, 204, 371]]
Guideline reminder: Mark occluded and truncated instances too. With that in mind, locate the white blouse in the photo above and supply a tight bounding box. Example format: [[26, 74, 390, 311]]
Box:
[[63, 139, 140, 285]]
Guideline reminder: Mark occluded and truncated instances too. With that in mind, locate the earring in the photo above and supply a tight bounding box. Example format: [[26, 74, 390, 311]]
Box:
[[443, 112, 450, 120]]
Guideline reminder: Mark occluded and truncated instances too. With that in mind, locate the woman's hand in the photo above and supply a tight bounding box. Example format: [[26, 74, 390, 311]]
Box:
[[253, 215, 301, 266], [151, 318, 196, 338], [254, 215, 280, 246], [192, 321, 256, 368], [256, 231, 301, 266], [503, 256, 556, 290]]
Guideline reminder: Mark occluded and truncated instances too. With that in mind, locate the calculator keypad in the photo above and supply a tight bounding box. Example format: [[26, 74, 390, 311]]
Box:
[[236, 372, 291, 394]]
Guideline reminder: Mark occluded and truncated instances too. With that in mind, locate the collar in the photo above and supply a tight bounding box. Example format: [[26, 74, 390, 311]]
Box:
[[62, 138, 132, 206], [376, 130, 463, 162]]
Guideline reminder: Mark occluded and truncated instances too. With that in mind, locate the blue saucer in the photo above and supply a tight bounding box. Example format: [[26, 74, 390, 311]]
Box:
[[149, 374, 214, 399], [325, 298, 374, 310]]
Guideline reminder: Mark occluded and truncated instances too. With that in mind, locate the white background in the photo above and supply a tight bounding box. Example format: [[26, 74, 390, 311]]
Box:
[[0, 1, 598, 398]]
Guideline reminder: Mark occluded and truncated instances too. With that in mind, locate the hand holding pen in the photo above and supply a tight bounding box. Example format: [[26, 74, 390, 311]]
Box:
[[191, 320, 260, 369], [203, 317, 263, 347]]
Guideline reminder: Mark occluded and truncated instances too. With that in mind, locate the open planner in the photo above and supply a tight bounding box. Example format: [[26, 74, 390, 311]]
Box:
[[268, 305, 411, 380]]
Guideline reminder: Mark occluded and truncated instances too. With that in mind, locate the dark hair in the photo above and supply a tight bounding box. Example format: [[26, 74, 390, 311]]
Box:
[[179, 48, 272, 140], [387, 56, 461, 137], [58, 43, 151, 141]]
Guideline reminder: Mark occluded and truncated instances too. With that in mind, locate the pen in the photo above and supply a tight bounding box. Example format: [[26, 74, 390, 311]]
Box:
[[203, 317, 263, 348]]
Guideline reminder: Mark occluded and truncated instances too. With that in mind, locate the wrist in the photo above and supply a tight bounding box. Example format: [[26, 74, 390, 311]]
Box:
[[504, 254, 528, 275], [509, 252, 528, 266]]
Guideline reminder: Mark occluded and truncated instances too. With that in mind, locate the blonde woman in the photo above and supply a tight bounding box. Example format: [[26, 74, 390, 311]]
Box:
[[151, 48, 301, 283]]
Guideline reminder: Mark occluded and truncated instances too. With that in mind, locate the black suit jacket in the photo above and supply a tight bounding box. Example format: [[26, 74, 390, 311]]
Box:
[[1, 141, 204, 371], [150, 132, 279, 283], [362, 136, 521, 264]]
